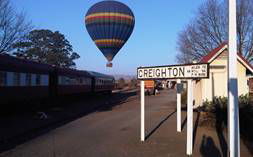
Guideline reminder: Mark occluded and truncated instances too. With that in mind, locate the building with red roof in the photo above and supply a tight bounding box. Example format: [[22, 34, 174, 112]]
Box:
[[193, 43, 253, 106]]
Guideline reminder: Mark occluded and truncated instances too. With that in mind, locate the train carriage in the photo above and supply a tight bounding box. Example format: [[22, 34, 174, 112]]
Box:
[[88, 71, 115, 93], [0, 54, 115, 107], [55, 68, 93, 96], [0, 54, 53, 104]]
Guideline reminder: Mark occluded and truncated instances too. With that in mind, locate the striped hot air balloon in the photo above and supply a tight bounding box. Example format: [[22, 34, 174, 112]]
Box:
[[85, 0, 135, 67]]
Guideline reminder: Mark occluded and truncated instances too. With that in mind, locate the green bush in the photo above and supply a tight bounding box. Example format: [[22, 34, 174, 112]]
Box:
[[202, 95, 252, 112], [239, 94, 250, 108], [202, 99, 215, 112], [200, 94, 253, 150]]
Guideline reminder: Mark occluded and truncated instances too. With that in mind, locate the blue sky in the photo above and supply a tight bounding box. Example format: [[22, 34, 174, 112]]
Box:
[[11, 0, 203, 75]]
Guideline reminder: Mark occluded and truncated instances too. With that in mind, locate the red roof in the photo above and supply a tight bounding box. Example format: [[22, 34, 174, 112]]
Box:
[[237, 53, 253, 71], [199, 42, 253, 72], [200, 42, 227, 63]]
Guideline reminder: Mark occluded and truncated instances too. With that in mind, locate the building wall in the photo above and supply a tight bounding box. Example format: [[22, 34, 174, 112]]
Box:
[[193, 80, 202, 107], [194, 50, 250, 106], [237, 61, 249, 95]]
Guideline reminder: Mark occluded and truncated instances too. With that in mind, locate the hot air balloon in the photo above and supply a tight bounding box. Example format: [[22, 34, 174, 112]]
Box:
[[85, 0, 135, 67]]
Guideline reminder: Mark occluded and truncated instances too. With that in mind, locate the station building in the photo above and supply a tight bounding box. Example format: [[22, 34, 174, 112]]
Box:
[[193, 43, 253, 107]]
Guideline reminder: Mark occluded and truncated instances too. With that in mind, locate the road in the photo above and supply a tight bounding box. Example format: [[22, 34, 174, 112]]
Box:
[[0, 89, 252, 157]]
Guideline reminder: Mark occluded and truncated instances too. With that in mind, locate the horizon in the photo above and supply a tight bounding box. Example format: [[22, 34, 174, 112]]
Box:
[[11, 0, 203, 75]]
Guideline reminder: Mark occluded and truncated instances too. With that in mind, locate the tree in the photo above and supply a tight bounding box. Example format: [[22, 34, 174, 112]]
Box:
[[176, 0, 253, 64], [0, 0, 31, 53], [129, 78, 137, 88], [118, 78, 126, 89], [13, 29, 80, 68]]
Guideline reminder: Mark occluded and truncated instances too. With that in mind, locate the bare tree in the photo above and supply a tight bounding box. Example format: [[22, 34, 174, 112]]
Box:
[[118, 78, 126, 89], [176, 0, 253, 63], [0, 0, 31, 54]]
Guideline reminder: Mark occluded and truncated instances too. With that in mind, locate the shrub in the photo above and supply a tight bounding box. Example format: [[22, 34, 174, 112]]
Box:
[[200, 94, 253, 151]]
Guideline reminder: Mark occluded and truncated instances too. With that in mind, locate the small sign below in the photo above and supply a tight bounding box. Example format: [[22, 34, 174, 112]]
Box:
[[137, 63, 209, 80], [176, 83, 184, 93]]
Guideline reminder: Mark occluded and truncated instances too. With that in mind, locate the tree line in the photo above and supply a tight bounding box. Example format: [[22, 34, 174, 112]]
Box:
[[0, 0, 79, 68]]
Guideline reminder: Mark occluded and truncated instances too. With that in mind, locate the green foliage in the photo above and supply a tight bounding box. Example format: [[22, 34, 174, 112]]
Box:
[[202, 99, 215, 112], [239, 94, 250, 107], [201, 95, 253, 143], [203, 97, 228, 112], [202, 95, 252, 112], [200, 95, 253, 150], [13, 29, 80, 68]]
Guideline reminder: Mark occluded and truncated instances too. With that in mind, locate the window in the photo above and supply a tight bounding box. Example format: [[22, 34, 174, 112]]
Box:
[[36, 74, 41, 85], [79, 78, 83, 84], [26, 74, 32, 86], [13, 72, 20, 86], [0, 71, 7, 86]]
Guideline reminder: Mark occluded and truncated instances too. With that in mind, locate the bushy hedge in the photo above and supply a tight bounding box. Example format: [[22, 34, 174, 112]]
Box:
[[200, 95, 253, 152], [201, 94, 252, 113]]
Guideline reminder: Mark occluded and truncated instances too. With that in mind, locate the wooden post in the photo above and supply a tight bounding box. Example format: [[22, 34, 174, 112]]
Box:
[[141, 80, 145, 141], [177, 79, 182, 132], [186, 80, 193, 155]]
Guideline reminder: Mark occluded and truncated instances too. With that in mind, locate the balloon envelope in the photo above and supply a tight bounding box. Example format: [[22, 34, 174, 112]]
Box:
[[85, 1, 135, 66]]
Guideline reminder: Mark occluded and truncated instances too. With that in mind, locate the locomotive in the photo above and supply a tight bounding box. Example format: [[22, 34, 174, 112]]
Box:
[[0, 54, 115, 105]]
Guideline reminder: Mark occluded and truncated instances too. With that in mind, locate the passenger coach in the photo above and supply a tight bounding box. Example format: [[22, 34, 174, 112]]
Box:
[[88, 71, 115, 93], [0, 54, 115, 106], [0, 54, 53, 104], [54, 68, 93, 96]]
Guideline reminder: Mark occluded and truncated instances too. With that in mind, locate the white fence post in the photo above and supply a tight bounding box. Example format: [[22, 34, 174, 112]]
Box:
[[141, 80, 145, 141], [177, 79, 182, 132], [186, 80, 193, 155], [228, 0, 240, 156]]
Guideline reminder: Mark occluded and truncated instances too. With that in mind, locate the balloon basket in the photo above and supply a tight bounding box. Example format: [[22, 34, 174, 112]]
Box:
[[106, 62, 113, 67]]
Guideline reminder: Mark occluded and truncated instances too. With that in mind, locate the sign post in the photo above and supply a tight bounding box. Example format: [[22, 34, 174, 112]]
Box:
[[176, 79, 182, 132], [141, 80, 145, 141], [228, 0, 240, 156], [186, 80, 193, 155], [137, 63, 209, 155]]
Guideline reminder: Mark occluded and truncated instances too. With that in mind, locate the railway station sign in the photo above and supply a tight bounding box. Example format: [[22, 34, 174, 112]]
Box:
[[137, 63, 209, 80]]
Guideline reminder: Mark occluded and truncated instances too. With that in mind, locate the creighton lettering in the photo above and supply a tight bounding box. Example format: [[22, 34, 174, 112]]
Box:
[[179, 67, 185, 76], [137, 63, 209, 80], [161, 68, 166, 77], [172, 68, 178, 76], [155, 69, 161, 77], [144, 69, 148, 78]]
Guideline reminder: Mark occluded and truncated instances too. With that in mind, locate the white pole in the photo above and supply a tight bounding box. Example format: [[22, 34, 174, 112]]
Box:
[[141, 80, 145, 141], [228, 0, 240, 156], [186, 80, 193, 155], [177, 79, 182, 132]]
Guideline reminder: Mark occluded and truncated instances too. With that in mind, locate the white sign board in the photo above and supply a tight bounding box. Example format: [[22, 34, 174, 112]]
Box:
[[137, 63, 209, 80]]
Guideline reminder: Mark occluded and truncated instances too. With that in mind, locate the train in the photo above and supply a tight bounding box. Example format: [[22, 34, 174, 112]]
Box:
[[0, 54, 115, 105]]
